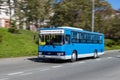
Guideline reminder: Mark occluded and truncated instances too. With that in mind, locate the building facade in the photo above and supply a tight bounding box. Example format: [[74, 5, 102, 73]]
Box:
[[0, 0, 9, 28], [0, 0, 14, 28]]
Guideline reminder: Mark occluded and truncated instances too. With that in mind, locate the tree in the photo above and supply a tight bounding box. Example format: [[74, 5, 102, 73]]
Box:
[[13, 0, 48, 29], [50, 0, 91, 29], [105, 15, 120, 39], [50, 0, 111, 31], [94, 0, 112, 32]]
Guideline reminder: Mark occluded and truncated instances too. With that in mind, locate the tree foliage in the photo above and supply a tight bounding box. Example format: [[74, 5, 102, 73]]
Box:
[[50, 0, 120, 39], [9, 0, 120, 39], [50, 0, 91, 29], [13, 0, 49, 29], [50, 0, 111, 31], [105, 15, 120, 39]]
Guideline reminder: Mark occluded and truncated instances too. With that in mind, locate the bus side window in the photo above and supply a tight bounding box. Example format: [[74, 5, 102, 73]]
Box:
[[99, 35, 102, 44]]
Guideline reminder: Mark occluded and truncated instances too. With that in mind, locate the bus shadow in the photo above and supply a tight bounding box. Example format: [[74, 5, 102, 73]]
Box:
[[27, 57, 68, 64], [27, 57, 94, 64], [77, 57, 94, 61]]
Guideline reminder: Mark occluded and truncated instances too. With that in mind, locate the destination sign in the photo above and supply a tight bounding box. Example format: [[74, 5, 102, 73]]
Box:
[[40, 30, 64, 34]]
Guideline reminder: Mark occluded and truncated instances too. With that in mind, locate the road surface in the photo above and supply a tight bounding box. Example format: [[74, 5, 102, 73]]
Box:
[[0, 50, 120, 80]]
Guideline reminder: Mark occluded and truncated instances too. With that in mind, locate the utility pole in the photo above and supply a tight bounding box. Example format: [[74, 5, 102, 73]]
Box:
[[92, 0, 95, 32]]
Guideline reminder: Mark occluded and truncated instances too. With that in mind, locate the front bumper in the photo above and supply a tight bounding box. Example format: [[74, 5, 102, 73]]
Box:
[[38, 55, 71, 60]]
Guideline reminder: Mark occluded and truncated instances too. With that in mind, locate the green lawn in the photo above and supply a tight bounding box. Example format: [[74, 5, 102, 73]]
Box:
[[105, 45, 120, 50], [105, 39, 120, 50], [0, 28, 38, 58]]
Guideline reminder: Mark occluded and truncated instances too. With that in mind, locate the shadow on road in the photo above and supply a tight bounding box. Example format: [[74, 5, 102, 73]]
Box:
[[27, 57, 67, 64], [27, 57, 94, 64]]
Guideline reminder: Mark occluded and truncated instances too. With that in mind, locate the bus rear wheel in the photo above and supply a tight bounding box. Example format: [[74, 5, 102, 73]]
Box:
[[70, 51, 77, 62]]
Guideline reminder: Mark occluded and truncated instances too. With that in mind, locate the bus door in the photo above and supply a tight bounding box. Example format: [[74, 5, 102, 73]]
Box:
[[64, 35, 72, 55]]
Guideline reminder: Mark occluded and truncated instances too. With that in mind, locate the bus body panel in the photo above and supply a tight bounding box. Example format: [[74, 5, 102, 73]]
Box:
[[64, 43, 104, 58]]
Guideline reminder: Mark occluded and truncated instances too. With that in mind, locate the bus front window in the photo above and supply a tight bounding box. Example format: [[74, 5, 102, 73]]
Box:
[[39, 34, 64, 46]]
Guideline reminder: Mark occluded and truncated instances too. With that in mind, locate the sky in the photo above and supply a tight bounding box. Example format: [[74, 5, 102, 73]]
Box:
[[107, 0, 120, 10]]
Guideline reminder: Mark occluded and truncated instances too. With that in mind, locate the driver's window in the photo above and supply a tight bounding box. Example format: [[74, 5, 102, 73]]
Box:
[[65, 35, 70, 44]]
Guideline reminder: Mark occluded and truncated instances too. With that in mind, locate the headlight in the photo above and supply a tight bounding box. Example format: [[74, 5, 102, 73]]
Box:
[[57, 53, 64, 56]]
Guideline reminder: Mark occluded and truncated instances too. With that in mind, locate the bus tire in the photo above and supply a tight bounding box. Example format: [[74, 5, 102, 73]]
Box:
[[93, 50, 98, 59], [70, 51, 77, 62]]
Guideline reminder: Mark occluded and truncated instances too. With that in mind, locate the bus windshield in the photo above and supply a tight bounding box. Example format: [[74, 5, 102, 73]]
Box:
[[39, 34, 64, 46]]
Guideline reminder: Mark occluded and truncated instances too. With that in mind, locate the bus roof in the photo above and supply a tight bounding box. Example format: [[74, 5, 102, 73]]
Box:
[[57, 26, 103, 35], [58, 26, 83, 31], [39, 26, 104, 35]]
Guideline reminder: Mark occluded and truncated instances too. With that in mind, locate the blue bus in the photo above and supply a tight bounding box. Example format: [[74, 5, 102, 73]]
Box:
[[38, 27, 104, 62]]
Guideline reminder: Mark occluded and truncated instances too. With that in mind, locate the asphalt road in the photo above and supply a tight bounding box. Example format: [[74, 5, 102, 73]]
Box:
[[0, 50, 120, 80]]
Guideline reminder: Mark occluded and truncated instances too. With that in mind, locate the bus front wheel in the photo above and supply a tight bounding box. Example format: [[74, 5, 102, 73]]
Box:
[[93, 50, 98, 59], [70, 51, 77, 62]]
